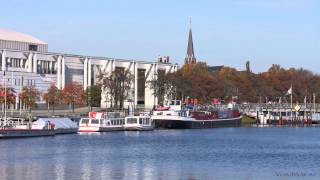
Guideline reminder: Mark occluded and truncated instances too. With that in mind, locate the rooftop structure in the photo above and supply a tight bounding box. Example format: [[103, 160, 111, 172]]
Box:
[[0, 29, 48, 52]]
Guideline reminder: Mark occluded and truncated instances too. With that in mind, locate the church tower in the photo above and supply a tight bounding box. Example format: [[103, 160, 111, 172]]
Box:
[[184, 26, 196, 64]]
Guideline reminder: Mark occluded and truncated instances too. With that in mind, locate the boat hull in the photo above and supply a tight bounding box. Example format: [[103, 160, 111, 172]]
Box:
[[0, 129, 55, 138], [78, 126, 124, 132], [153, 117, 242, 129], [100, 126, 124, 132], [55, 128, 78, 134], [124, 126, 154, 131]]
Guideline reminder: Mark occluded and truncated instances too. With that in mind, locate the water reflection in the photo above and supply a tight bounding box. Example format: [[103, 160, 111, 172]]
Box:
[[0, 128, 320, 179]]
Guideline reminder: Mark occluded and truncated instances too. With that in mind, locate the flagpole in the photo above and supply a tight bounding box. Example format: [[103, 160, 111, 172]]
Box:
[[304, 96, 306, 121], [11, 72, 13, 116], [4, 71, 6, 126], [290, 85, 293, 121], [313, 93, 316, 120], [19, 74, 22, 116]]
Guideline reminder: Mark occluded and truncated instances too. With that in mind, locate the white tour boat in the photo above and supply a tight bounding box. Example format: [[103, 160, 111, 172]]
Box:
[[123, 115, 154, 131], [78, 112, 125, 132]]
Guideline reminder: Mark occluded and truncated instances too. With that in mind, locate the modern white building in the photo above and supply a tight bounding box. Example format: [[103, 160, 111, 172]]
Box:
[[0, 29, 178, 109]]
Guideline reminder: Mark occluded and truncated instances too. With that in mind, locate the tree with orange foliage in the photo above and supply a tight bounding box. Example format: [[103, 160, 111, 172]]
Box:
[[43, 84, 62, 114], [62, 82, 86, 113], [20, 86, 41, 113], [0, 87, 16, 105], [167, 62, 224, 104]]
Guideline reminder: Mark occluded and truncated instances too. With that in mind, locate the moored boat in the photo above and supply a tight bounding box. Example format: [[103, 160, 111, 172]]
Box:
[[34, 117, 78, 134], [124, 115, 153, 131], [152, 100, 242, 129], [78, 112, 125, 132], [0, 118, 55, 138]]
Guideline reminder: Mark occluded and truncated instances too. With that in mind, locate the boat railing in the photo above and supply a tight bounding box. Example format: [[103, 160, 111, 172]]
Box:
[[105, 118, 125, 126], [0, 118, 30, 129]]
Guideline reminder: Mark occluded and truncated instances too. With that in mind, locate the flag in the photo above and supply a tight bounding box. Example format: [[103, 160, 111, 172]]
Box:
[[278, 97, 282, 104], [286, 87, 292, 95], [304, 96, 307, 105]]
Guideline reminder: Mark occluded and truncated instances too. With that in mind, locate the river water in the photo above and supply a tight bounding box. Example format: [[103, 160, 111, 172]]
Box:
[[0, 128, 320, 180]]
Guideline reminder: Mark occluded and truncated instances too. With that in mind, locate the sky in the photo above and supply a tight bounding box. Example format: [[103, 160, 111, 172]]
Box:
[[0, 0, 319, 73]]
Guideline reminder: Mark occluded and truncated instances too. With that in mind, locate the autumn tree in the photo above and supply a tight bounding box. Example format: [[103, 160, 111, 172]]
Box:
[[62, 82, 86, 113], [43, 84, 61, 114], [162, 62, 320, 105], [166, 62, 224, 104], [0, 86, 16, 106], [20, 86, 41, 113]]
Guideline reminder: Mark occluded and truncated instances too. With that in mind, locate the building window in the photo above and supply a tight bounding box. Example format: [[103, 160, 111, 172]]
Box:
[[29, 44, 38, 51], [22, 59, 27, 68], [37, 60, 56, 74], [137, 69, 146, 105]]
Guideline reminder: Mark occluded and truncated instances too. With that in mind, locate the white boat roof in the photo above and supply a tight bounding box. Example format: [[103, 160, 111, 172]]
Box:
[[36, 118, 78, 129]]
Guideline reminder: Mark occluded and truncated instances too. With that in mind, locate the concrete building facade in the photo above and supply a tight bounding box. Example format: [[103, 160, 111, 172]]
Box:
[[0, 29, 178, 109]]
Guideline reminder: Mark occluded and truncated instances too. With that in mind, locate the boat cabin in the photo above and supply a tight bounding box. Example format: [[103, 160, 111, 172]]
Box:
[[124, 116, 153, 131]]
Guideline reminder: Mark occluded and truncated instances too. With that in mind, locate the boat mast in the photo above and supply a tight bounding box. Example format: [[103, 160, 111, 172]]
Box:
[[4, 71, 6, 125], [290, 84, 293, 121]]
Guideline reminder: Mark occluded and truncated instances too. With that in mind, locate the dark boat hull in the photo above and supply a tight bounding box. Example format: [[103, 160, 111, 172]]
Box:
[[0, 129, 55, 138], [154, 117, 242, 129]]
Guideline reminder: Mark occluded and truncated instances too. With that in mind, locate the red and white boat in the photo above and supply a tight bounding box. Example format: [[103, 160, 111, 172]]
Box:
[[78, 112, 125, 132], [152, 100, 242, 129]]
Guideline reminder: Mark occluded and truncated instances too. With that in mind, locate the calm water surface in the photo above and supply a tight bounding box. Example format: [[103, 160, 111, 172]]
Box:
[[0, 128, 320, 180]]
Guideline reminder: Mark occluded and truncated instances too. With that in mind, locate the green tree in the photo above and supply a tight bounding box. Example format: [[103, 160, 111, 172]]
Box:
[[86, 85, 102, 107]]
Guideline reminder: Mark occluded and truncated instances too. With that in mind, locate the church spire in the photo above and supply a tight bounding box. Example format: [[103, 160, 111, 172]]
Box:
[[185, 19, 196, 64]]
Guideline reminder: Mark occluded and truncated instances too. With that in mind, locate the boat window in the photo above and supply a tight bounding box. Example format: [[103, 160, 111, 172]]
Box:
[[139, 118, 142, 124], [146, 118, 149, 125], [81, 119, 89, 124], [127, 118, 137, 124], [91, 119, 99, 124], [107, 121, 111, 126]]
